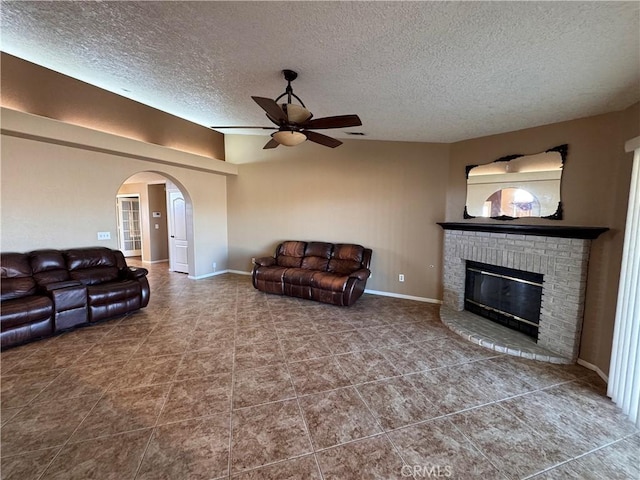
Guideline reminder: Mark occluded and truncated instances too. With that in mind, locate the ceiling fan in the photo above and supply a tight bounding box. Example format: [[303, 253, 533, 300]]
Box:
[[211, 69, 362, 149]]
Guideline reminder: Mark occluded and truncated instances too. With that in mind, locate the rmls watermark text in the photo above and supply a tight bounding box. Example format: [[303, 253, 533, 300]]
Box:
[[401, 465, 453, 478]]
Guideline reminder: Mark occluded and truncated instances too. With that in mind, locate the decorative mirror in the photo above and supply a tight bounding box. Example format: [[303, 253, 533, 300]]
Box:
[[465, 144, 567, 220]]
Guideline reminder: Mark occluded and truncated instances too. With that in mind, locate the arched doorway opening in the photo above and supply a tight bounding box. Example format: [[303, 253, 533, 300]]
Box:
[[485, 187, 541, 218], [116, 171, 194, 276]]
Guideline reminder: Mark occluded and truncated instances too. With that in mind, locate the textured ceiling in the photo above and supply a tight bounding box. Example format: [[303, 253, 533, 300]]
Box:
[[1, 1, 639, 143]]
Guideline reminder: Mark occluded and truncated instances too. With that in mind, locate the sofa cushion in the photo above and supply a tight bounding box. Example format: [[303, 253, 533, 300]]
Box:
[[1, 253, 37, 301], [1, 296, 53, 329], [65, 248, 119, 286], [30, 249, 70, 286], [328, 244, 365, 275], [276, 241, 306, 268], [86, 280, 141, 305]]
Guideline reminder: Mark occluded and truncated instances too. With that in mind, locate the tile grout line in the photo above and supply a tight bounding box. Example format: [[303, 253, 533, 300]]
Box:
[[226, 281, 240, 479], [270, 299, 326, 480], [446, 414, 508, 478], [519, 431, 640, 480], [131, 295, 193, 480], [31, 321, 157, 480]]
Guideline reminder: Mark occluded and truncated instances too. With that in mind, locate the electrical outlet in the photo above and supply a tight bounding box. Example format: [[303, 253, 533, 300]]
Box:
[[252, 257, 256, 264], [97, 232, 111, 240], [399, 274, 405, 282], [212, 262, 217, 272]]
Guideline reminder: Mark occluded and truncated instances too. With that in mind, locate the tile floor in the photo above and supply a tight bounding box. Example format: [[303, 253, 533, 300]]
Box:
[[1, 263, 638, 479]]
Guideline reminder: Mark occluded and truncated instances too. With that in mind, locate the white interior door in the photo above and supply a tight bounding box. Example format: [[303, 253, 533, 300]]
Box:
[[116, 196, 142, 257], [168, 190, 189, 273]]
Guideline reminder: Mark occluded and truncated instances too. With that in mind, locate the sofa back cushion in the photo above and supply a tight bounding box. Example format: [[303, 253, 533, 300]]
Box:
[[65, 248, 119, 286], [1, 253, 37, 301], [276, 241, 306, 268], [328, 244, 365, 275], [30, 249, 70, 287], [301, 242, 333, 271]]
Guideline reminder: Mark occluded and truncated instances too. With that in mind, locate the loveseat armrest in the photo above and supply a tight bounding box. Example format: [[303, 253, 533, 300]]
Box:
[[349, 269, 371, 282], [122, 266, 149, 279], [255, 256, 276, 267], [43, 280, 84, 292]]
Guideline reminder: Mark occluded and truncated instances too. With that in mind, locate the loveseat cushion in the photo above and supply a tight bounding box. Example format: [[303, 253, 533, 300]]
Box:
[[310, 272, 350, 291], [1, 253, 37, 301], [65, 248, 119, 286], [1, 296, 53, 329], [301, 242, 333, 271], [328, 244, 365, 275], [283, 268, 317, 285], [254, 266, 289, 283], [30, 249, 71, 286], [276, 241, 306, 268]]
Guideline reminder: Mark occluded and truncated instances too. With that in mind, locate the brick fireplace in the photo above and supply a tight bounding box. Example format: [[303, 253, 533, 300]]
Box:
[[438, 223, 608, 363]]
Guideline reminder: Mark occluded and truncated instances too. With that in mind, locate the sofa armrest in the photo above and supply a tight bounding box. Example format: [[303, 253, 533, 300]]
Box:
[[44, 280, 84, 292], [122, 266, 149, 279], [349, 269, 371, 282], [44, 281, 87, 313], [255, 256, 276, 267]]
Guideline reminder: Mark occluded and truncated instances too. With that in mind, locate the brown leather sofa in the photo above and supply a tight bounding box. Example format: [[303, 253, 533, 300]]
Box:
[[1, 247, 149, 348], [252, 241, 372, 306]]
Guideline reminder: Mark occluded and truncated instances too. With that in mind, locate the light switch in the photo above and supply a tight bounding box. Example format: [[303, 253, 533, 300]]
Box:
[[155, 224, 159, 229], [97, 232, 111, 240]]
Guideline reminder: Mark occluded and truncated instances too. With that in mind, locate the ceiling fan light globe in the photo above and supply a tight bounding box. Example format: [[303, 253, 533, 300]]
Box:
[[272, 130, 307, 146], [282, 103, 312, 123]]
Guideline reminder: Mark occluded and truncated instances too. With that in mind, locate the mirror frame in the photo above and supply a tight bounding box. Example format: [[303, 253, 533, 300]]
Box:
[[464, 144, 567, 221]]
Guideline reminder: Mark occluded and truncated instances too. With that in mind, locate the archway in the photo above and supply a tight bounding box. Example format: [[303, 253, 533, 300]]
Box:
[[485, 187, 541, 218], [116, 171, 194, 276]]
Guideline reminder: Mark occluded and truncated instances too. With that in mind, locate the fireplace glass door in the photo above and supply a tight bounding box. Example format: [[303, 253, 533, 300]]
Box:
[[464, 261, 543, 339]]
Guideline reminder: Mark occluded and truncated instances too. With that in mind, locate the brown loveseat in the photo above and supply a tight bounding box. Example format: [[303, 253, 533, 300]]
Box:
[[1, 247, 149, 348], [252, 241, 372, 306]]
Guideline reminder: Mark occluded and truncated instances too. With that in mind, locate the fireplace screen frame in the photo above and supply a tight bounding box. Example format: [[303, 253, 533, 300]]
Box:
[[464, 260, 543, 339]]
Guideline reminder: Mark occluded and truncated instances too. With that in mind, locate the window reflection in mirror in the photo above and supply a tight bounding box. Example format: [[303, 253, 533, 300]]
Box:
[[465, 145, 566, 220]]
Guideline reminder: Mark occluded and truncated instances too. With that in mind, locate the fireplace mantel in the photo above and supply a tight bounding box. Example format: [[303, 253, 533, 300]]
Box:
[[437, 222, 609, 240]]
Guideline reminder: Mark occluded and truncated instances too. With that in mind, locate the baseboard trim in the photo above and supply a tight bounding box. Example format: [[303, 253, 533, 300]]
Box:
[[364, 289, 442, 304], [188, 270, 230, 280], [227, 270, 252, 276], [142, 259, 169, 264], [576, 358, 609, 383]]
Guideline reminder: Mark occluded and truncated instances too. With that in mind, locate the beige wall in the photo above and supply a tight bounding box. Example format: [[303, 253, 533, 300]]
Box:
[[226, 135, 450, 301], [447, 103, 640, 374], [0, 53, 225, 160], [1, 109, 231, 279]]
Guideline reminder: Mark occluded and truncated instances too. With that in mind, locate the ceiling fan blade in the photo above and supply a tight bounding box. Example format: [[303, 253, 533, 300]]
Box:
[[251, 96, 287, 124], [305, 114, 362, 130], [304, 131, 343, 148], [210, 126, 277, 130], [263, 138, 280, 149]]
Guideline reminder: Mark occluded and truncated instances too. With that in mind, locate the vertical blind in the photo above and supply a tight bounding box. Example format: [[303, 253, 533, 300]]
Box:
[[608, 139, 640, 428]]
